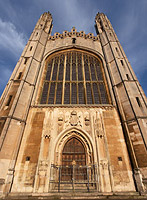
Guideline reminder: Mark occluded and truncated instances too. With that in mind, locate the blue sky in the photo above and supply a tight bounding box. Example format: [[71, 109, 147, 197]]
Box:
[[0, 0, 147, 96]]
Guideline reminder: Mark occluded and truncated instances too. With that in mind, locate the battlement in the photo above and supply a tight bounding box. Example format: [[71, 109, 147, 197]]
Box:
[[48, 27, 99, 41]]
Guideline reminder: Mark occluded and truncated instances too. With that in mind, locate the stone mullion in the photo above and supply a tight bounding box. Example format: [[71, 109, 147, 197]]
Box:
[[94, 62, 102, 104], [82, 54, 87, 104], [76, 53, 79, 104], [62, 54, 66, 104], [70, 54, 72, 104], [54, 58, 60, 104], [100, 60, 110, 104], [46, 59, 55, 104], [88, 56, 95, 104]]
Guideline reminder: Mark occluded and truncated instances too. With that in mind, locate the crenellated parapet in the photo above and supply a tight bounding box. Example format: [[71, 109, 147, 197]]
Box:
[[48, 27, 99, 41]]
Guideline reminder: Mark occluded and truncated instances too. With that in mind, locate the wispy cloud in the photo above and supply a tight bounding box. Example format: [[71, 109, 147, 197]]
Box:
[[0, 18, 27, 59]]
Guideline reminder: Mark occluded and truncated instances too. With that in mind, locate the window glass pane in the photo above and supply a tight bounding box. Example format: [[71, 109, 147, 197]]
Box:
[[99, 83, 108, 104], [71, 83, 77, 104], [78, 83, 85, 104], [84, 63, 90, 80], [78, 63, 83, 81], [90, 63, 96, 81], [72, 52, 76, 63], [48, 82, 55, 104], [72, 63, 76, 81], [95, 62, 103, 80], [58, 63, 64, 80], [60, 54, 64, 63], [86, 83, 93, 104], [52, 57, 59, 80], [93, 83, 100, 104], [45, 61, 52, 80], [41, 82, 49, 104], [66, 63, 70, 81], [64, 83, 70, 104], [56, 83, 62, 104]]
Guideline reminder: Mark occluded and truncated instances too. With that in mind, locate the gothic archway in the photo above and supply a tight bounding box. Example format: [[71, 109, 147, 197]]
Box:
[[51, 128, 98, 189], [54, 127, 95, 166]]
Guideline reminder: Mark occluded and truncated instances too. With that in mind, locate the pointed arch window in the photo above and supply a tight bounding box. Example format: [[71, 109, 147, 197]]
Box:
[[40, 50, 109, 104]]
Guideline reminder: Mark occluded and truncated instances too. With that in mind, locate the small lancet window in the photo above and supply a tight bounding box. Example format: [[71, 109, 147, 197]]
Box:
[[72, 38, 76, 44], [30, 46, 33, 51], [120, 60, 124, 66], [26, 156, 30, 161], [115, 47, 120, 56], [24, 57, 28, 64], [136, 97, 142, 107], [118, 157, 122, 161], [36, 32, 38, 36], [6, 95, 12, 106], [126, 74, 130, 80], [17, 72, 22, 80]]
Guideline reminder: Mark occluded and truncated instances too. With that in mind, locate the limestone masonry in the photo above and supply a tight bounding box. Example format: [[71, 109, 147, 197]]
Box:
[[0, 12, 147, 199]]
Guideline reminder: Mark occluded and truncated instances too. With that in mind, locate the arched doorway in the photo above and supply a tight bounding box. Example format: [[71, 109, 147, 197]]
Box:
[[51, 130, 97, 191], [61, 137, 87, 181]]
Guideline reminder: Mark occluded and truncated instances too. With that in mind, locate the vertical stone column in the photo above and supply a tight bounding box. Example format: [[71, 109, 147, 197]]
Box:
[[95, 12, 147, 192], [0, 12, 53, 195], [94, 111, 112, 192]]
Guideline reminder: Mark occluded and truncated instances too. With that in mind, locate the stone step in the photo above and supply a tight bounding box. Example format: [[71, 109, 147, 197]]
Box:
[[53, 183, 96, 191], [2, 192, 147, 200]]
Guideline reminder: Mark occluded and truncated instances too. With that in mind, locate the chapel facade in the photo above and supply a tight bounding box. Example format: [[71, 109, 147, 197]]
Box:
[[0, 12, 147, 199]]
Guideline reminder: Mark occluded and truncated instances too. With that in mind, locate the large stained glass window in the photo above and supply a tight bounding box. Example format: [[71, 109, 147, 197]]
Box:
[[40, 50, 109, 104]]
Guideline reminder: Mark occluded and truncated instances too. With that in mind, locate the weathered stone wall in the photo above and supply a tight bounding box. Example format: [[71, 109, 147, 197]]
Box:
[[95, 12, 147, 191], [12, 106, 135, 193], [0, 11, 147, 197]]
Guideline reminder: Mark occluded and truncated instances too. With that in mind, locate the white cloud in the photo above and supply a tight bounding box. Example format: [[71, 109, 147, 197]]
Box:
[[0, 18, 27, 59]]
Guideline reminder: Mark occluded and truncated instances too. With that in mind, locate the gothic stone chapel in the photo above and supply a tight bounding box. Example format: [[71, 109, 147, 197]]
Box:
[[0, 12, 147, 199]]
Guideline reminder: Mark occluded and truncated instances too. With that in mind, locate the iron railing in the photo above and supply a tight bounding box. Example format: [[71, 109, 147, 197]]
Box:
[[49, 164, 98, 192]]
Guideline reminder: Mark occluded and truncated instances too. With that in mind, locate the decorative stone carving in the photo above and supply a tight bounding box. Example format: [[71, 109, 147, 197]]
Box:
[[142, 178, 147, 192], [0, 178, 5, 185], [58, 117, 63, 126], [100, 159, 108, 170], [94, 117, 104, 138], [134, 168, 144, 192], [64, 111, 82, 127], [85, 117, 90, 126], [70, 111, 78, 126], [37, 161, 48, 190], [44, 134, 50, 139], [84, 112, 90, 127]]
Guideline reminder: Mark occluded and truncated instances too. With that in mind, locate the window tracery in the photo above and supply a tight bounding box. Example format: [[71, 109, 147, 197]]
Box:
[[40, 50, 109, 104]]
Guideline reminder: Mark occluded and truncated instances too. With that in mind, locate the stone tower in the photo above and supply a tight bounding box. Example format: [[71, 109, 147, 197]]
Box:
[[0, 12, 147, 199]]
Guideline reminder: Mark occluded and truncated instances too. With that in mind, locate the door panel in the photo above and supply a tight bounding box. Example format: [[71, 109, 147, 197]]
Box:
[[61, 137, 86, 181]]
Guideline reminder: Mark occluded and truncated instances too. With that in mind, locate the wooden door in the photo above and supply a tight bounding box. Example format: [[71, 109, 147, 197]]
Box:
[[61, 137, 86, 181]]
